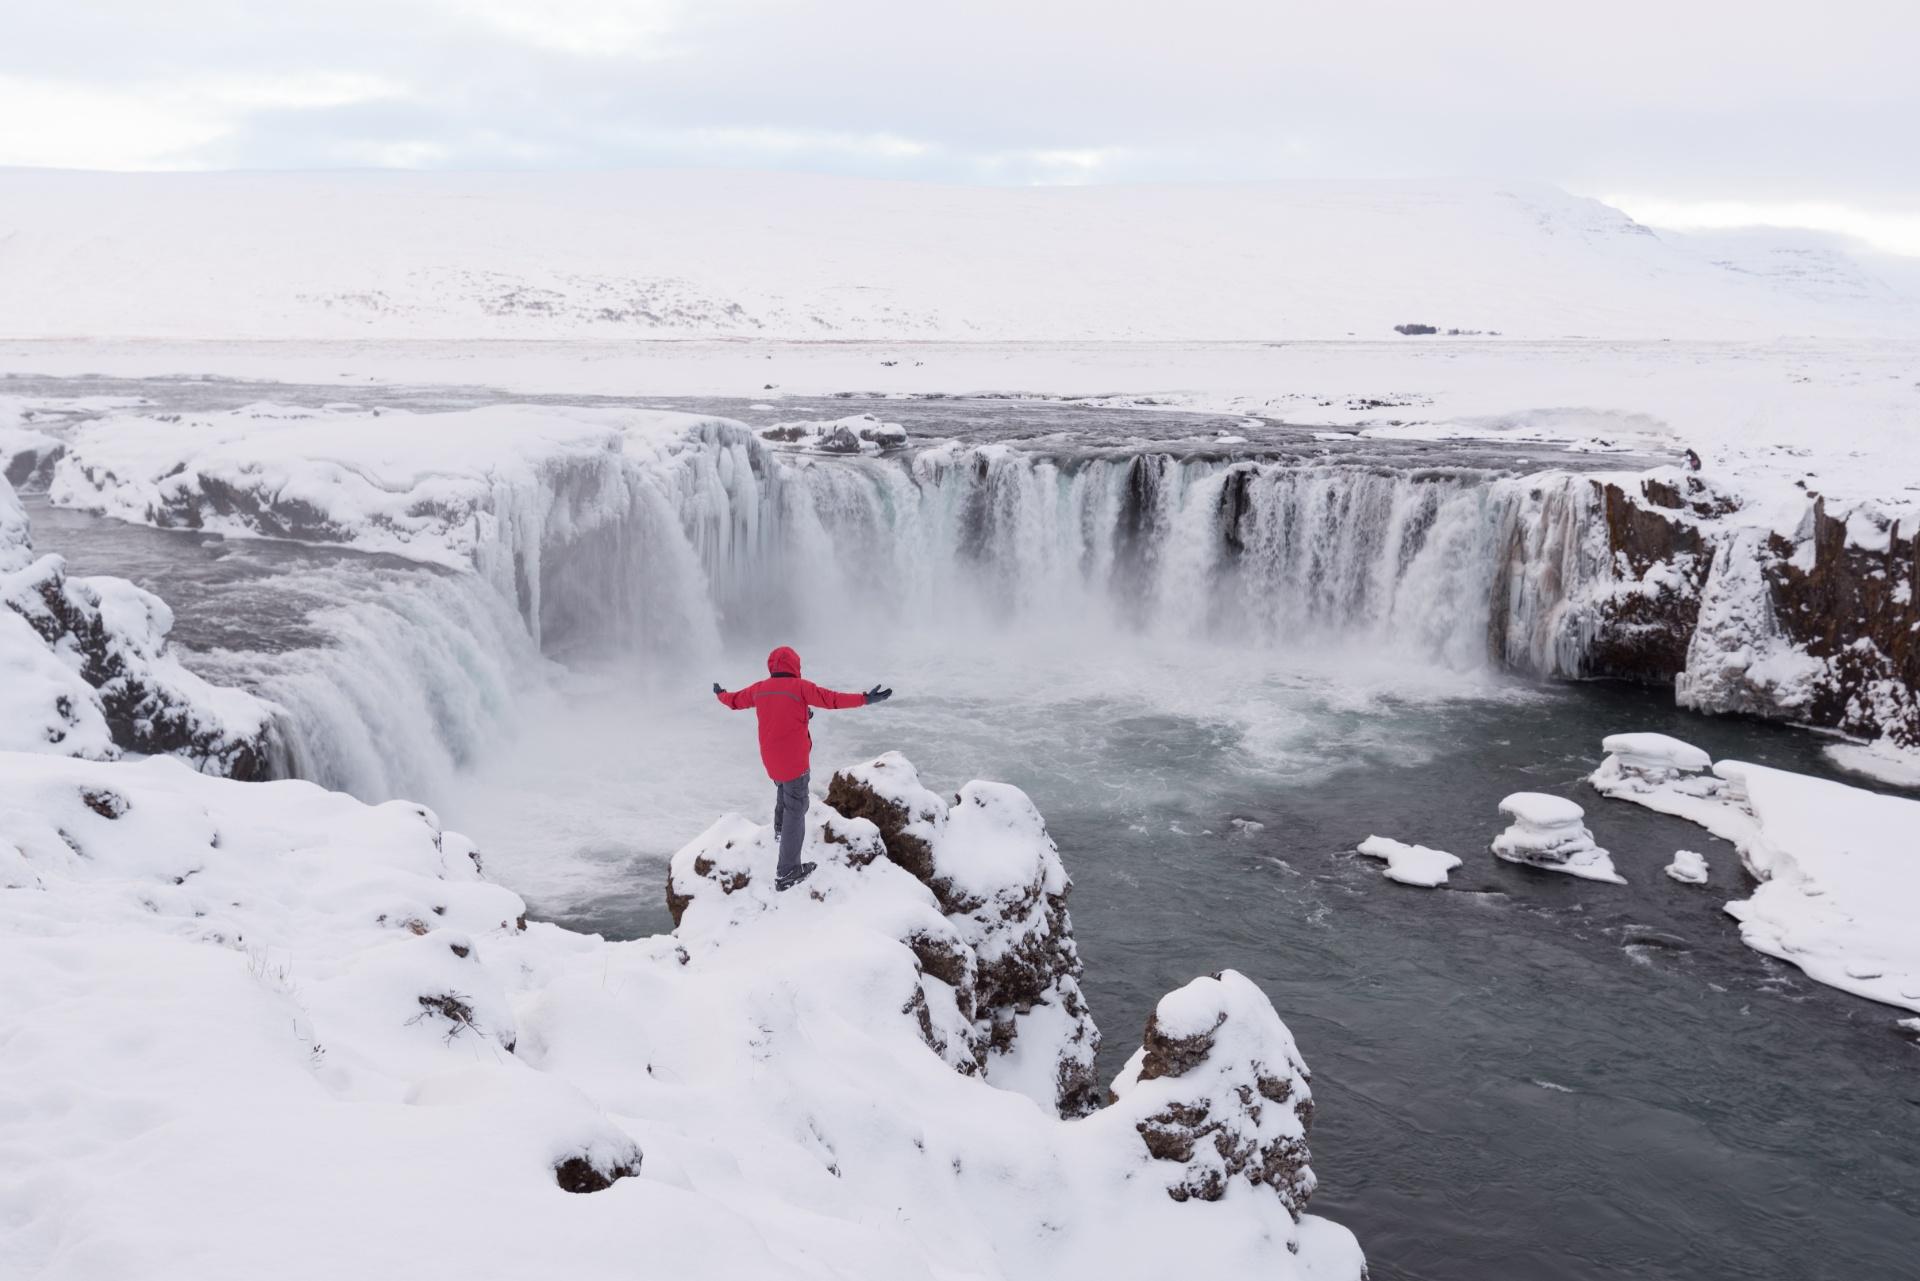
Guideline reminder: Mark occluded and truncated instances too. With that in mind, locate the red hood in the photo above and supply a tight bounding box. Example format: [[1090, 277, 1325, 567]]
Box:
[[767, 645, 802, 676]]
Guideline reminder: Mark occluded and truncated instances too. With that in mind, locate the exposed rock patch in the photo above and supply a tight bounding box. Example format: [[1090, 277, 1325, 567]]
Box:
[[1109, 970, 1319, 1218], [554, 1152, 642, 1194]]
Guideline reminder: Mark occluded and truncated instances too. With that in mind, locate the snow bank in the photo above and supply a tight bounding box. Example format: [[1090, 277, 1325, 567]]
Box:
[[2, 749, 1363, 1280], [50, 402, 634, 569], [1355, 835, 1462, 887], [0, 474, 275, 774], [1592, 736, 1920, 1015], [1491, 792, 1625, 884]]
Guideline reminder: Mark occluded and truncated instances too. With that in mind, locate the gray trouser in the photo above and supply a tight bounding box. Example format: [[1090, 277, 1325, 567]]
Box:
[[772, 772, 810, 877]]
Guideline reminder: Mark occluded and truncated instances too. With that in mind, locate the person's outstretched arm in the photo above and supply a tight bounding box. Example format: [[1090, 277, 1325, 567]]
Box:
[[801, 680, 890, 709], [714, 680, 760, 710]]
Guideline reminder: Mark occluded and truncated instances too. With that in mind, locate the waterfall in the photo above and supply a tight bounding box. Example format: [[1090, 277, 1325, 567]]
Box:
[[235, 418, 1607, 800], [675, 432, 1603, 671]]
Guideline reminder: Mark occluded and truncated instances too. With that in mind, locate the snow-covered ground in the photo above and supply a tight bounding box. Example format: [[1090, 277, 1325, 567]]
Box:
[[0, 748, 1364, 1281], [3, 172, 1916, 343]]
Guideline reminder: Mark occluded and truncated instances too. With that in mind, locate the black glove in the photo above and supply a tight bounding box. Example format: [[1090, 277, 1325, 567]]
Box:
[[865, 685, 893, 704], [712, 682, 725, 696]]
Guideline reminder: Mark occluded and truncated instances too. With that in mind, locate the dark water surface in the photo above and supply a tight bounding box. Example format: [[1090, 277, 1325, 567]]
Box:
[[1049, 684, 1920, 1281]]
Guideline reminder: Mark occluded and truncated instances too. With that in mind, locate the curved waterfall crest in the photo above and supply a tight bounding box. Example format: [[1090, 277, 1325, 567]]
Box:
[[254, 418, 1603, 797]]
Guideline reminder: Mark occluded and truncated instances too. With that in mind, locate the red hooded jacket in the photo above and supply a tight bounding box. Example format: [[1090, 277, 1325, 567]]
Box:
[[717, 646, 868, 782]]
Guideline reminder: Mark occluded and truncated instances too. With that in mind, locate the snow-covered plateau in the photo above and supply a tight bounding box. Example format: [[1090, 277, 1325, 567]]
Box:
[[0, 747, 1363, 1281], [3, 171, 1916, 343]]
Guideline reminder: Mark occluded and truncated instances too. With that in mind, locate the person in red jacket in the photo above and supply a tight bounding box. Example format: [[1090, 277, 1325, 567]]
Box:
[[714, 645, 892, 891]]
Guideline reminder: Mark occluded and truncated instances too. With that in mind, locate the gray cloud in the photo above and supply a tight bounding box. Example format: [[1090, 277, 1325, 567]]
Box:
[[4, 0, 1916, 229]]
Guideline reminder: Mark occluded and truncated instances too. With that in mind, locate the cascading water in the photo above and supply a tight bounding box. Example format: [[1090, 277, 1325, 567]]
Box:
[[685, 436, 1604, 672], [209, 419, 1606, 802]]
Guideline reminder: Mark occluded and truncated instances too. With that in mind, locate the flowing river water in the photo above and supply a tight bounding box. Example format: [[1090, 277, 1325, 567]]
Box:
[[14, 382, 1919, 1280]]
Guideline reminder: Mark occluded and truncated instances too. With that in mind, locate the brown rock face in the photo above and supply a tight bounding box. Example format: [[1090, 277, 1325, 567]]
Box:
[[1764, 500, 1920, 748], [823, 767, 939, 890], [1580, 480, 1714, 684], [553, 1152, 641, 1193], [824, 761, 1102, 1117]]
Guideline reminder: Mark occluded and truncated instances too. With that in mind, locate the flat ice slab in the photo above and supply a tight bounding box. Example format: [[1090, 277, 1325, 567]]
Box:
[[1601, 733, 1713, 775], [1356, 836, 1462, 888], [1497, 792, 1587, 827]]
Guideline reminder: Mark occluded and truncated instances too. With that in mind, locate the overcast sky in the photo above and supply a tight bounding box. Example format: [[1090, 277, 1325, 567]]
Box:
[[4, 0, 1916, 252]]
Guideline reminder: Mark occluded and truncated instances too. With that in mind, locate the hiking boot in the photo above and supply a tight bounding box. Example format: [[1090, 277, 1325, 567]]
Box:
[[775, 861, 817, 892]]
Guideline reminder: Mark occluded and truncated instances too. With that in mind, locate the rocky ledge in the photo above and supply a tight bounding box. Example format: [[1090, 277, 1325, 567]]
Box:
[[668, 751, 1348, 1236], [1513, 469, 1917, 761]]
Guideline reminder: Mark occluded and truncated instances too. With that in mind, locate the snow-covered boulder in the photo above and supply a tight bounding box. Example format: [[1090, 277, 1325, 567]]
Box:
[[758, 413, 907, 454], [1108, 970, 1318, 1218], [1491, 792, 1625, 884], [1, 749, 1366, 1279], [1664, 850, 1709, 884], [0, 475, 276, 775], [1355, 835, 1461, 887]]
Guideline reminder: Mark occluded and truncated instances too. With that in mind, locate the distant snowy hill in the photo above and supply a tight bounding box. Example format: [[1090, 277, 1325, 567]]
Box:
[[1, 169, 1915, 341]]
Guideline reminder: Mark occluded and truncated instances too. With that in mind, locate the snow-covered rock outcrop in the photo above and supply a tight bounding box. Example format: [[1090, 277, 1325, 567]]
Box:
[[1591, 735, 1920, 1017], [2, 749, 1365, 1280], [758, 412, 908, 454], [672, 752, 1101, 1117], [0, 475, 274, 775], [1491, 792, 1624, 884], [1108, 970, 1319, 1217]]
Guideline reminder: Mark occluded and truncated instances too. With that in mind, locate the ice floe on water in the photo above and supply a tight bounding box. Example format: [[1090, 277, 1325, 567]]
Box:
[[1355, 835, 1462, 887], [1592, 735, 1920, 1018], [1664, 850, 1710, 885], [1490, 792, 1625, 884]]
